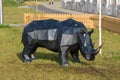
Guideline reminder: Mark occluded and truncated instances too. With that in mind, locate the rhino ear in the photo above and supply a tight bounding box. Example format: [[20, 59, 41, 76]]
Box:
[[89, 29, 94, 36], [80, 28, 86, 34]]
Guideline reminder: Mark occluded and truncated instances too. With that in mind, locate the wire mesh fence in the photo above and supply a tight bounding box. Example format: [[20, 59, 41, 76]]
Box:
[[62, 0, 120, 18]]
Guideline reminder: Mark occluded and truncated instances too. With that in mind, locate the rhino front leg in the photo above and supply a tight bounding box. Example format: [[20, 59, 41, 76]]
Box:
[[70, 50, 81, 63], [60, 46, 69, 66]]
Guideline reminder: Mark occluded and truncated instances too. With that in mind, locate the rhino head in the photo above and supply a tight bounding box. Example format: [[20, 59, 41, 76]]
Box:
[[79, 28, 103, 61]]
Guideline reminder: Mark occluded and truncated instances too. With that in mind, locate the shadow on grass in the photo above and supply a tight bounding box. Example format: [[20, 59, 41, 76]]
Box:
[[35, 52, 59, 63], [17, 52, 59, 63], [17, 52, 22, 61]]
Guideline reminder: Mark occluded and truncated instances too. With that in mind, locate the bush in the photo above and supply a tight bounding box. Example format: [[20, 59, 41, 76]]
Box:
[[3, 0, 20, 7], [0, 24, 10, 28]]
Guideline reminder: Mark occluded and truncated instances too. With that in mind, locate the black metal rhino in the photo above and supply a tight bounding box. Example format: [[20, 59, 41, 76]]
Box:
[[21, 18, 103, 66]]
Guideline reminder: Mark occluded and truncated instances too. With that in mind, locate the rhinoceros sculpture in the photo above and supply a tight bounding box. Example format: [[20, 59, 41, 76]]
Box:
[[21, 19, 103, 66]]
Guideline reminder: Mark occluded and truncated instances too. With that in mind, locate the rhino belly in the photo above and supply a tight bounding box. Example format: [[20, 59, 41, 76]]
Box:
[[37, 40, 59, 52]]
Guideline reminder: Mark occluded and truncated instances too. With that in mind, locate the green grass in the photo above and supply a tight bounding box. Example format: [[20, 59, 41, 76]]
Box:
[[0, 27, 120, 80], [3, 0, 20, 7], [0, 24, 10, 28], [3, 0, 42, 24], [3, 7, 39, 24]]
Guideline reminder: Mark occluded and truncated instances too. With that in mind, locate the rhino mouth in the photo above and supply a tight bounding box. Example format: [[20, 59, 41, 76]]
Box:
[[82, 52, 95, 61], [85, 55, 95, 61]]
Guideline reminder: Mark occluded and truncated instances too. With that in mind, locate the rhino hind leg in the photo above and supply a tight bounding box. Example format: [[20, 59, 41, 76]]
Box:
[[22, 46, 32, 63], [29, 44, 38, 60], [60, 46, 69, 66], [70, 50, 81, 63], [22, 44, 38, 63]]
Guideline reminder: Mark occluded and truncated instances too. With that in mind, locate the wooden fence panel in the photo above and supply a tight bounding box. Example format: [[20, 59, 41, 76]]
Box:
[[24, 13, 94, 28], [90, 15, 120, 34]]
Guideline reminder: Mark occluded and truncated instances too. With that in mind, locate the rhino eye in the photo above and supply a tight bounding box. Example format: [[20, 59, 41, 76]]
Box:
[[75, 24, 78, 27]]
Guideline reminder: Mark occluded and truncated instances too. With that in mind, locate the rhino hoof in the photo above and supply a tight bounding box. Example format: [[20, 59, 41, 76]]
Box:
[[23, 59, 32, 63], [31, 57, 37, 60], [61, 63, 69, 67], [30, 54, 36, 60]]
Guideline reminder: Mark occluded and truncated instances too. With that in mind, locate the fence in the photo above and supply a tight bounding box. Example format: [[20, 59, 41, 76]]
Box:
[[62, 0, 120, 18], [91, 15, 120, 34], [24, 13, 120, 34], [24, 13, 95, 28]]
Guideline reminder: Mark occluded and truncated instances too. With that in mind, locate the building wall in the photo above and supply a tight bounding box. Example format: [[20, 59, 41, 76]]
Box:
[[62, 0, 120, 18]]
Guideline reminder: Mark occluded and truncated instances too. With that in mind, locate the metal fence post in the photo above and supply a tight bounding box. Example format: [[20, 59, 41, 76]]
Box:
[[0, 0, 3, 24]]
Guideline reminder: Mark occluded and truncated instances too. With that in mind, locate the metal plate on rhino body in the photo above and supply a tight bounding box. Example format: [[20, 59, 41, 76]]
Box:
[[28, 29, 57, 41], [60, 34, 77, 46]]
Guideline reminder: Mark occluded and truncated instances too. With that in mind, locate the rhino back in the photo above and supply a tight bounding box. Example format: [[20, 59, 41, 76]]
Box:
[[23, 19, 59, 34], [22, 19, 62, 51]]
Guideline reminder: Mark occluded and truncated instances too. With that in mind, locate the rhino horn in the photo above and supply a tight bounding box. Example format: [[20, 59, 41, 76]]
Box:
[[93, 42, 95, 47], [94, 42, 104, 55]]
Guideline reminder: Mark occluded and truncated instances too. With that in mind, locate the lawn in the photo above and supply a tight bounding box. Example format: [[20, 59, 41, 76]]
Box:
[[4, 7, 37, 24], [0, 27, 119, 80], [3, 0, 42, 24], [1, 0, 120, 80]]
